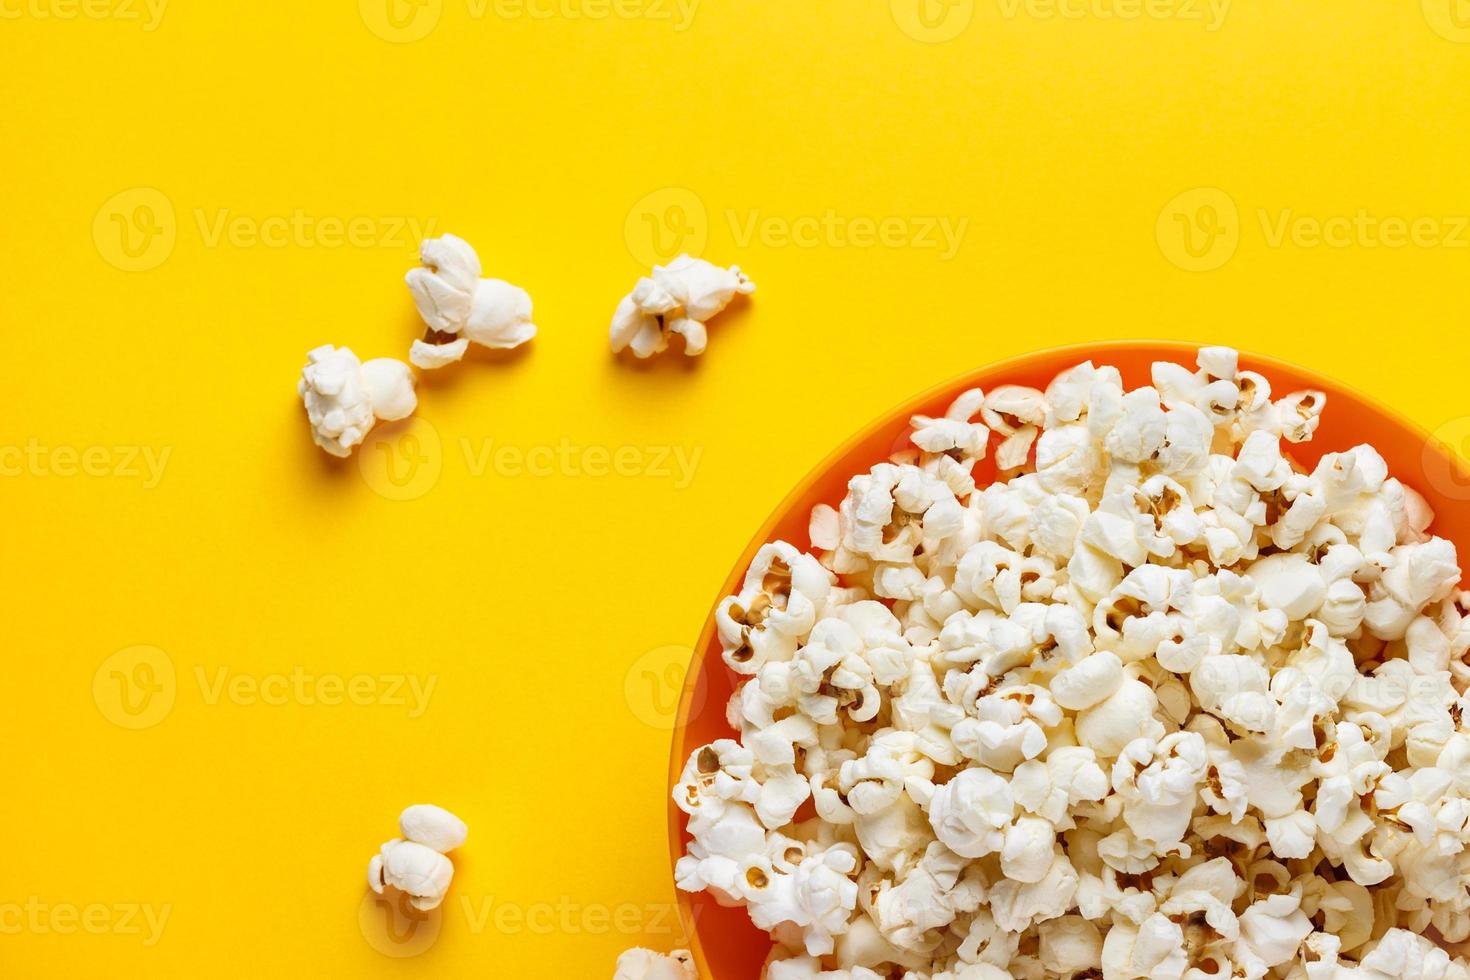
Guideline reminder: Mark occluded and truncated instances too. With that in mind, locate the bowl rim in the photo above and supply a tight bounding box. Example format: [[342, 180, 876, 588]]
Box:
[[665, 339, 1467, 977]]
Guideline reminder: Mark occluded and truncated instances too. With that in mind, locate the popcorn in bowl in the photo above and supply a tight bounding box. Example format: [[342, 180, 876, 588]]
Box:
[[669, 347, 1470, 979]]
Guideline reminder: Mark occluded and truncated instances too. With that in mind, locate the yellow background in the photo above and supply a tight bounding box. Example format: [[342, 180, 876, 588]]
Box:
[[5, 0, 1470, 975]]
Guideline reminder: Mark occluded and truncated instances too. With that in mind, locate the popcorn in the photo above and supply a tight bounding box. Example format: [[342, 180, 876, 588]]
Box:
[[1037, 915, 1102, 975], [1049, 651, 1123, 711], [926, 767, 1015, 859], [1247, 553, 1327, 621], [950, 685, 1063, 772], [405, 233, 537, 369], [863, 841, 984, 952], [716, 541, 835, 675], [398, 804, 467, 853], [367, 804, 465, 912], [1112, 732, 1208, 852], [1236, 889, 1313, 973], [1076, 677, 1164, 759], [614, 949, 696, 980], [672, 347, 1470, 979], [740, 844, 861, 956], [610, 255, 754, 359], [982, 386, 1045, 471], [1356, 929, 1470, 980], [367, 840, 453, 911], [298, 345, 417, 457], [911, 388, 991, 499]]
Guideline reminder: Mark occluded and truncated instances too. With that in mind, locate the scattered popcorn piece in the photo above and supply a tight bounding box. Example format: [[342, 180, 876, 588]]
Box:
[[610, 255, 754, 359], [673, 346, 1470, 979], [399, 803, 467, 853], [298, 345, 417, 457], [613, 948, 696, 980], [405, 233, 537, 369], [367, 804, 465, 912], [367, 840, 452, 912]]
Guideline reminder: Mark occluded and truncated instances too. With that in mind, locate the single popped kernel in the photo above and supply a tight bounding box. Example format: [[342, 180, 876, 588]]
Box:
[[610, 255, 754, 359], [406, 233, 537, 369], [367, 804, 465, 912], [613, 948, 696, 980], [298, 345, 416, 457]]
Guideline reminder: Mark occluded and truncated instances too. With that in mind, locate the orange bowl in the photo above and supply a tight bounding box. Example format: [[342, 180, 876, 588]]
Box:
[[668, 341, 1470, 979]]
